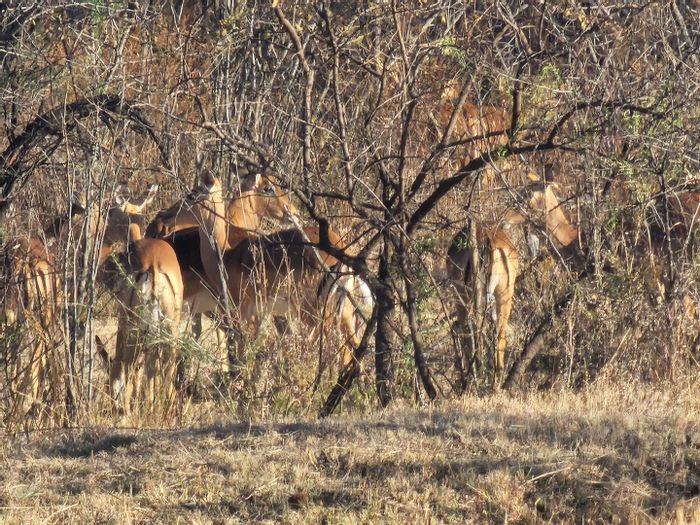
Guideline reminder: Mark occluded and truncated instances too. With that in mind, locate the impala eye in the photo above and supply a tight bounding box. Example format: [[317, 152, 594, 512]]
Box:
[[260, 185, 276, 196]]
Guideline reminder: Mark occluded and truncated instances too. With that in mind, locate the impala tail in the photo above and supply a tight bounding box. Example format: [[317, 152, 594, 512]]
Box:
[[349, 274, 373, 339], [327, 266, 374, 339]]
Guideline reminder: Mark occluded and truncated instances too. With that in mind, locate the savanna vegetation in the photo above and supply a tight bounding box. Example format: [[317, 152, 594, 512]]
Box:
[[0, 0, 698, 522]]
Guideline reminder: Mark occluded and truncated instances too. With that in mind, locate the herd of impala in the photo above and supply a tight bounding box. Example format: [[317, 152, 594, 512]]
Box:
[[1, 160, 695, 421], [1, 169, 378, 421]]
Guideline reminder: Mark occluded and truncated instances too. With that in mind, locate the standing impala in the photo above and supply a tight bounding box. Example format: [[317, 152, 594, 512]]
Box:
[[447, 170, 579, 373], [1, 233, 59, 423], [146, 173, 297, 372], [156, 172, 371, 368], [97, 184, 184, 416]]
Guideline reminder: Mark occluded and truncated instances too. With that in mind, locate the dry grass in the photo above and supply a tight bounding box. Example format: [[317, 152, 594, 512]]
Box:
[[2, 382, 700, 524]]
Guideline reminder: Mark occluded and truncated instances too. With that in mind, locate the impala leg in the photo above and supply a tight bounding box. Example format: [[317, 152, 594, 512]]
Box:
[[487, 247, 518, 374], [144, 346, 170, 416], [317, 276, 359, 370], [338, 294, 360, 369], [305, 320, 321, 353], [192, 313, 203, 340], [216, 324, 229, 374], [12, 338, 44, 420], [144, 348, 157, 414], [494, 251, 519, 374], [227, 299, 258, 379], [176, 313, 202, 395], [486, 277, 500, 371], [110, 314, 137, 416], [126, 335, 141, 418], [27, 338, 44, 408], [495, 289, 514, 372], [161, 318, 179, 414], [109, 318, 127, 413], [218, 301, 245, 380], [36, 272, 55, 412], [454, 299, 474, 367], [449, 271, 476, 380], [303, 304, 327, 366], [161, 344, 177, 415], [46, 342, 63, 424]]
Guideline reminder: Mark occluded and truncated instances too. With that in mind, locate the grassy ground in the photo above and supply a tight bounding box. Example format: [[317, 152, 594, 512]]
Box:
[[1, 382, 700, 524]]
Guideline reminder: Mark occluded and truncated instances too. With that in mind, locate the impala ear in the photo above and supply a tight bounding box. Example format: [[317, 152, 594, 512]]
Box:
[[260, 183, 276, 196], [544, 164, 555, 183], [200, 171, 217, 191], [114, 184, 131, 207], [142, 183, 159, 208], [237, 168, 257, 193], [254, 172, 262, 188], [76, 193, 87, 210], [70, 200, 86, 216]]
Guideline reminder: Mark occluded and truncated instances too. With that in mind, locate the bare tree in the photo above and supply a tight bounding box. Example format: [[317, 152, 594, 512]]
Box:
[[0, 1, 698, 423]]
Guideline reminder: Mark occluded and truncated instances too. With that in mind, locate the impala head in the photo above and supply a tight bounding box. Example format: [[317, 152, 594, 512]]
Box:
[[189, 171, 224, 205], [149, 172, 225, 238], [114, 182, 159, 215], [146, 190, 202, 238], [151, 171, 299, 237], [43, 199, 88, 245], [229, 171, 299, 228], [521, 166, 578, 250], [104, 183, 159, 246]]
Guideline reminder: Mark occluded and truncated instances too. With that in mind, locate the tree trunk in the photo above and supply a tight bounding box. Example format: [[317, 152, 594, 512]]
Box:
[[375, 239, 395, 408], [320, 307, 378, 418], [405, 279, 437, 401]]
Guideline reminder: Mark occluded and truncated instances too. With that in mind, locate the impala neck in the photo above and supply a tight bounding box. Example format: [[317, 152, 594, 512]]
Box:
[[197, 187, 230, 293], [225, 193, 265, 250], [542, 186, 577, 249], [228, 193, 265, 231], [202, 208, 228, 251], [98, 245, 114, 267], [128, 223, 142, 242], [98, 213, 143, 267]]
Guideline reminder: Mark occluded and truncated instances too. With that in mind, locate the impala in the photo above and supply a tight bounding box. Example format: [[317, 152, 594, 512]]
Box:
[[646, 187, 699, 316], [97, 184, 184, 415], [157, 172, 372, 368], [1, 233, 59, 422], [447, 170, 579, 373], [146, 173, 297, 371]]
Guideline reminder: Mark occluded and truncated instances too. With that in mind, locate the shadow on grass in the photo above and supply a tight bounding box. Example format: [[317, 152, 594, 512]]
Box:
[[48, 433, 138, 458], [39, 405, 696, 460]]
